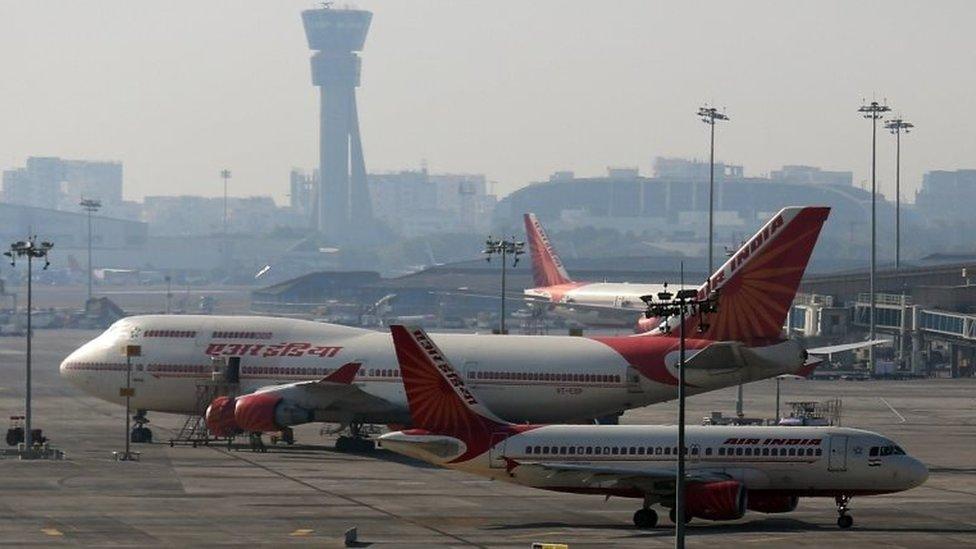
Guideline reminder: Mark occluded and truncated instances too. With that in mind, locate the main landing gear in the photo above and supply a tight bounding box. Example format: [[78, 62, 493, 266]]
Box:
[[334, 423, 375, 453], [668, 507, 691, 525], [632, 495, 659, 529], [130, 410, 152, 443], [835, 495, 854, 529]]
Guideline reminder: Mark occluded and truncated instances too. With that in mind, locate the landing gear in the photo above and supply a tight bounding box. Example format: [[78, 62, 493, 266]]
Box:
[[270, 427, 294, 446], [130, 410, 152, 443], [669, 507, 691, 525], [333, 423, 375, 453], [835, 495, 854, 529], [633, 508, 658, 529], [248, 432, 267, 453]]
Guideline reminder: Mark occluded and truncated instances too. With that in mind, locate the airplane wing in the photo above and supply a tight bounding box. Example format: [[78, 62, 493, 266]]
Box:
[[248, 362, 398, 418], [683, 341, 746, 370], [808, 339, 891, 355], [513, 461, 732, 494]]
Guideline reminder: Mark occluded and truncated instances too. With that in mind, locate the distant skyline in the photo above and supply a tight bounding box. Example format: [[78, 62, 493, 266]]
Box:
[[1, 1, 973, 204]]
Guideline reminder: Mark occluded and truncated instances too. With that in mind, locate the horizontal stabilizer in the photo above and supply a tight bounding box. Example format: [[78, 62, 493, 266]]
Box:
[[319, 362, 361, 385]]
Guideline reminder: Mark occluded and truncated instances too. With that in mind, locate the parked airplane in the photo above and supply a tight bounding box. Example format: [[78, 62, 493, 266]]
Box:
[[379, 324, 928, 529], [522, 212, 692, 331], [61, 206, 831, 449]]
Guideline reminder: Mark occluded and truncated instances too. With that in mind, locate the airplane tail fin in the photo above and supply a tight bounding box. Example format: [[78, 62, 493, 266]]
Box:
[[390, 325, 509, 437], [524, 213, 573, 287], [693, 206, 830, 343]]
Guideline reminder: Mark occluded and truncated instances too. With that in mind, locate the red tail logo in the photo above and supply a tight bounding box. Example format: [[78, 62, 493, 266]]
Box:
[[524, 213, 573, 288], [693, 206, 830, 342], [390, 325, 507, 439]]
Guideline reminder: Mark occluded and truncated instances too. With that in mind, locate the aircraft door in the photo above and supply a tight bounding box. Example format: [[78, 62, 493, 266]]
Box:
[[488, 432, 508, 468], [828, 435, 848, 471], [226, 357, 241, 384], [626, 366, 642, 393]]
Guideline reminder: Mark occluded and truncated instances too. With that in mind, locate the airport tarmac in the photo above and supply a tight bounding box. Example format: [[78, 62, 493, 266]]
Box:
[[1, 329, 974, 547]]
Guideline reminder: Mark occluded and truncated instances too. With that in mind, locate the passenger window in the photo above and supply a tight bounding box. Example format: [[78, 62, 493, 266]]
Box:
[[568, 447, 576, 455], [603, 446, 611, 455], [629, 447, 637, 455], [762, 448, 770, 456], [611, 447, 619, 455], [869, 446, 878, 457], [718, 447, 725, 456], [788, 448, 796, 456], [691, 447, 699, 455], [637, 447, 646, 455], [705, 448, 712, 456], [526, 446, 533, 455], [816, 449, 822, 456], [744, 448, 752, 456], [735, 448, 743, 456], [586, 446, 593, 454], [807, 448, 815, 456], [655, 447, 662, 455], [664, 447, 671, 455], [542, 446, 550, 455], [594, 447, 602, 455], [534, 446, 542, 454]]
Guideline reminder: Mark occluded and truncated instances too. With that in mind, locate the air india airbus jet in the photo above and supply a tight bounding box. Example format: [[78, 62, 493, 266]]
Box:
[[379, 324, 928, 530], [62, 206, 832, 449], [523, 213, 698, 331]]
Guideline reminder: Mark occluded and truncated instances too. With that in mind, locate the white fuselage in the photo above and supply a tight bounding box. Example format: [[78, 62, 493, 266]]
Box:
[[380, 425, 928, 500], [525, 282, 691, 327], [61, 315, 803, 424]]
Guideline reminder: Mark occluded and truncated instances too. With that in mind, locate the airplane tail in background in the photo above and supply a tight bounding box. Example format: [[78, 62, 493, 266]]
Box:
[[390, 325, 510, 440], [524, 213, 573, 287], [692, 206, 831, 343]]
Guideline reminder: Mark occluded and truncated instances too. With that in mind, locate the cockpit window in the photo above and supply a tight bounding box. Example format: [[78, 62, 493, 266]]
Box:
[[869, 446, 879, 457], [880, 446, 893, 456]]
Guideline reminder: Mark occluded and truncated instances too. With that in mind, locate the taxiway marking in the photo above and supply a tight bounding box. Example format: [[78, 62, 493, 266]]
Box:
[[880, 397, 907, 423]]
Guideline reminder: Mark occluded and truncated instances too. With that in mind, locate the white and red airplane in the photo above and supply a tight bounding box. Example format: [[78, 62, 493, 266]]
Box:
[[61, 206, 832, 448], [379, 324, 928, 530], [522, 212, 692, 331]]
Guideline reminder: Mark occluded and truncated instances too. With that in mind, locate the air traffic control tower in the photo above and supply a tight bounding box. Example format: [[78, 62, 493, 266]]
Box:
[[301, 7, 373, 243]]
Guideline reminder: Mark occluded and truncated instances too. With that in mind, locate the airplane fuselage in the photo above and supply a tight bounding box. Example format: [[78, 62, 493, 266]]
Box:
[[61, 315, 805, 424]]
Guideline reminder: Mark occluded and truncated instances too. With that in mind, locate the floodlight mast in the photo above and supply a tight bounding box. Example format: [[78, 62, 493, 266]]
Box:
[[79, 198, 101, 302], [858, 100, 891, 375], [483, 236, 524, 334], [697, 105, 730, 277], [5, 236, 53, 454], [641, 279, 718, 549], [884, 118, 913, 270]]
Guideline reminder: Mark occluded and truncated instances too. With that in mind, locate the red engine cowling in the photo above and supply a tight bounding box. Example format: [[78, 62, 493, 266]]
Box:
[[747, 493, 799, 514], [685, 481, 748, 521], [204, 395, 241, 437], [234, 392, 285, 433]]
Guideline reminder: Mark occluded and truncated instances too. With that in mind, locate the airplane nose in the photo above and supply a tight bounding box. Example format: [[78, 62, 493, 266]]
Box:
[[906, 458, 929, 488]]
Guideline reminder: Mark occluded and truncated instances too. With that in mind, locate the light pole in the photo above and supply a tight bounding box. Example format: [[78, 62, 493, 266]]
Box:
[[483, 236, 524, 335], [220, 169, 231, 272], [4, 237, 53, 454], [642, 276, 719, 548], [884, 118, 913, 270], [79, 198, 101, 303], [858, 100, 891, 375], [697, 104, 730, 276]]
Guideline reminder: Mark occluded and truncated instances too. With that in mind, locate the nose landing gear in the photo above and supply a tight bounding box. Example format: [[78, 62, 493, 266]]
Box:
[[835, 495, 854, 528], [130, 410, 152, 443]]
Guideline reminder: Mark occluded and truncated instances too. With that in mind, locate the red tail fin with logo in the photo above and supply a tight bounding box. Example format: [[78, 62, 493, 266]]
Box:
[[693, 206, 830, 343], [524, 213, 573, 288], [390, 325, 509, 440]]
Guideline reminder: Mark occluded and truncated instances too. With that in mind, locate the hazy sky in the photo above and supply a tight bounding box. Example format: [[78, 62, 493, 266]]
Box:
[[1, 1, 973, 204]]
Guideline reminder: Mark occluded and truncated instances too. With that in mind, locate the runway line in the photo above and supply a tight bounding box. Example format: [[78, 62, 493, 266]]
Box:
[[880, 397, 907, 423]]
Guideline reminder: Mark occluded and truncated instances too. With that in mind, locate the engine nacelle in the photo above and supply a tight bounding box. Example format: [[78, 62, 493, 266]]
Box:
[[204, 395, 242, 437], [685, 481, 747, 521], [747, 493, 799, 514], [234, 391, 314, 433]]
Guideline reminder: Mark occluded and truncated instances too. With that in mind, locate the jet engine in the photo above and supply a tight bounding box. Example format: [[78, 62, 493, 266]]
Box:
[[746, 493, 799, 514], [684, 480, 748, 521], [233, 390, 314, 433], [204, 395, 241, 437]]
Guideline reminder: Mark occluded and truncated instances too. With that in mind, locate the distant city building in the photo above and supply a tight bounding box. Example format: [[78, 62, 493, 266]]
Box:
[[0, 202, 147, 251], [289, 168, 316, 225], [368, 170, 496, 238], [770, 165, 853, 186], [143, 195, 303, 237], [915, 169, 976, 229], [2, 156, 126, 214]]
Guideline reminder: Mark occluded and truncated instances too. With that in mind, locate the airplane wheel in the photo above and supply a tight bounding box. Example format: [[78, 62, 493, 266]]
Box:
[[633, 508, 658, 529], [837, 515, 853, 529], [669, 508, 690, 525], [335, 437, 351, 452]]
